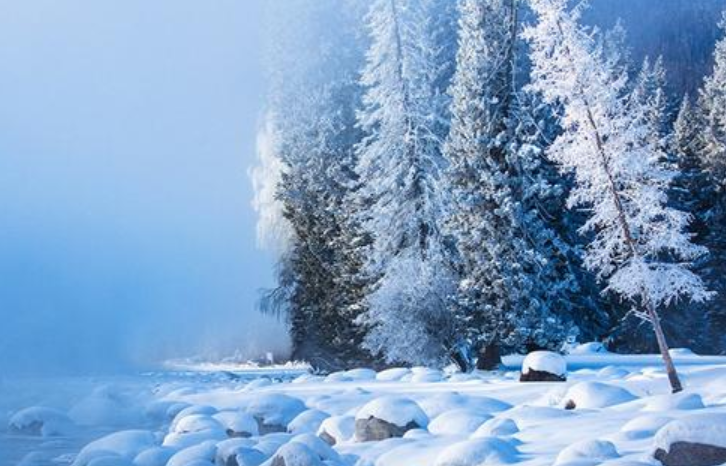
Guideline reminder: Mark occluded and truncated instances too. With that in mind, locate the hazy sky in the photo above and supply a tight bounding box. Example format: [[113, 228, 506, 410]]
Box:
[[0, 0, 288, 374]]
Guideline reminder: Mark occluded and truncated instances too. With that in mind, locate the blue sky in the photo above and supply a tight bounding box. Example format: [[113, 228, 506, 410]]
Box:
[[0, 0, 287, 373]]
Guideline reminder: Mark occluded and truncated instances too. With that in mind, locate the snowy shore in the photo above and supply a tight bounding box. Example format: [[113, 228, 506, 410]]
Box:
[[5, 349, 726, 466]]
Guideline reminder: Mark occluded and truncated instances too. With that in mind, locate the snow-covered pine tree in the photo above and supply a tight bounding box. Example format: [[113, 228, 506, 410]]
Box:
[[694, 14, 726, 349], [353, 0, 456, 366], [256, 0, 373, 370], [442, 0, 578, 370], [631, 56, 670, 151], [525, 0, 712, 393]]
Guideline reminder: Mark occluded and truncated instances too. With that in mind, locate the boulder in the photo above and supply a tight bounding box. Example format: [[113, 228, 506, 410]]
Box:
[[354, 416, 420, 442], [520, 351, 567, 382], [354, 396, 428, 442], [654, 442, 726, 466], [267, 442, 323, 466]]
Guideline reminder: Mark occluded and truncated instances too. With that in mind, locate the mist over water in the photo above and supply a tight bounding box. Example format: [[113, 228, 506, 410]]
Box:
[[0, 0, 287, 375]]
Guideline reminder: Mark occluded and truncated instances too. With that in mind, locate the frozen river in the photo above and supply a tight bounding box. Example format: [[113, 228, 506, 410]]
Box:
[[0, 368, 307, 466]]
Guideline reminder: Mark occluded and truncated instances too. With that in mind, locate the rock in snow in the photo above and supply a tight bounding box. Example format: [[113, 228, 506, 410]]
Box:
[[554, 439, 620, 465], [435, 437, 520, 465], [520, 351, 567, 382], [8, 406, 75, 437], [72, 430, 157, 466], [317, 415, 355, 446], [428, 409, 492, 436], [246, 393, 307, 434], [355, 396, 428, 442], [287, 409, 330, 435], [653, 414, 726, 466], [562, 382, 638, 409], [213, 411, 260, 438]]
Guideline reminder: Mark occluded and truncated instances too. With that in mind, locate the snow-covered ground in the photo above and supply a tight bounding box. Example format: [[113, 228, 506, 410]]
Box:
[[4, 348, 726, 466]]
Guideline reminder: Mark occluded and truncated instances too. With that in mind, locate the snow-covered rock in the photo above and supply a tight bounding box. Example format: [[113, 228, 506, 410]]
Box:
[[170, 405, 218, 432], [409, 367, 444, 383], [619, 415, 673, 441], [263, 442, 323, 466], [355, 396, 428, 442], [317, 415, 355, 445], [72, 430, 158, 466], [520, 351, 567, 382], [563, 382, 638, 409], [653, 414, 726, 466], [434, 437, 520, 465], [167, 440, 217, 466], [376, 368, 411, 382], [87, 457, 135, 466], [8, 406, 75, 437], [597, 366, 631, 379], [290, 433, 340, 462], [472, 418, 519, 438], [214, 411, 260, 437], [428, 409, 492, 437], [173, 414, 225, 434], [555, 439, 619, 465], [643, 393, 705, 412], [287, 409, 330, 435], [567, 342, 609, 355], [245, 393, 307, 433], [133, 447, 177, 466]]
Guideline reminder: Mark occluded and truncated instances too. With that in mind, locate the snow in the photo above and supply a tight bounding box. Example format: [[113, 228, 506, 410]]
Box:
[[213, 410, 260, 436], [434, 437, 520, 465], [72, 430, 158, 466], [8, 406, 75, 437], [355, 396, 429, 428], [8, 349, 726, 466], [554, 440, 620, 465], [428, 409, 492, 436], [654, 413, 726, 451], [522, 351, 567, 376], [562, 382, 638, 409]]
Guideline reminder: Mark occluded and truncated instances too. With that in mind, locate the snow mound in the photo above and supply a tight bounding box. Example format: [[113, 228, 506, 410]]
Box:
[[213, 411, 259, 437], [288, 409, 330, 435], [643, 392, 705, 412], [417, 393, 469, 419], [435, 437, 519, 465], [428, 409, 492, 436], [522, 351, 567, 377], [376, 368, 411, 382], [72, 430, 157, 466], [290, 433, 340, 461], [567, 342, 609, 355], [472, 418, 519, 438], [244, 378, 273, 391], [170, 405, 218, 431], [133, 447, 177, 466], [245, 393, 307, 427], [221, 446, 266, 466], [173, 414, 224, 434], [264, 441, 323, 466], [9, 406, 74, 437], [167, 440, 216, 466], [355, 396, 429, 428], [619, 415, 672, 440], [345, 368, 377, 381], [317, 415, 355, 445], [554, 439, 619, 465], [654, 413, 726, 451], [669, 348, 696, 357], [409, 367, 444, 383], [563, 382, 638, 409], [87, 457, 135, 466], [597, 366, 631, 379]]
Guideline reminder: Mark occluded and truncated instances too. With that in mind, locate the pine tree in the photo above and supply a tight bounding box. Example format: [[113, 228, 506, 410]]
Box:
[[443, 0, 579, 370], [353, 0, 456, 366], [526, 0, 712, 393]]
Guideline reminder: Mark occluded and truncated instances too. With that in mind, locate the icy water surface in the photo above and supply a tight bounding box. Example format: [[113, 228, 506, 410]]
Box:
[[0, 368, 307, 466]]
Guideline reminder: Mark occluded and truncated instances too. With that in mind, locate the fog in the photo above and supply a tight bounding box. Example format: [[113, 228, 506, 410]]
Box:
[[0, 0, 288, 374]]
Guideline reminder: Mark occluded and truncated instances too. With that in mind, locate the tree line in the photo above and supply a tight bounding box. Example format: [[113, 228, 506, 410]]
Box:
[[251, 0, 726, 383]]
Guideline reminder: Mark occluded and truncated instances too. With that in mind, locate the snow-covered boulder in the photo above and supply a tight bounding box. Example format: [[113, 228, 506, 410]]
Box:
[[562, 382, 638, 409], [167, 440, 217, 466], [472, 418, 519, 438], [354, 396, 428, 442], [428, 409, 492, 437], [72, 430, 157, 466], [170, 405, 218, 432], [409, 367, 444, 383], [643, 393, 705, 412], [214, 411, 260, 438], [287, 409, 330, 435], [245, 394, 307, 434], [567, 342, 609, 355], [653, 414, 726, 466], [263, 442, 323, 466], [174, 414, 225, 435], [87, 457, 135, 466], [597, 366, 631, 379], [434, 437, 520, 465], [133, 447, 177, 466], [620, 415, 673, 441], [554, 439, 619, 465], [289, 433, 340, 462], [376, 368, 410, 382], [9, 406, 74, 437], [520, 351, 567, 382], [317, 415, 355, 445]]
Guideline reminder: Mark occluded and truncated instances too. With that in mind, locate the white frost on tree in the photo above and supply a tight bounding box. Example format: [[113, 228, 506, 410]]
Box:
[[525, 0, 712, 393], [249, 114, 293, 254]]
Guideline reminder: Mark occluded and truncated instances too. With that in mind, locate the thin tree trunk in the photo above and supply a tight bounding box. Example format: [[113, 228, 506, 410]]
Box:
[[554, 20, 684, 394]]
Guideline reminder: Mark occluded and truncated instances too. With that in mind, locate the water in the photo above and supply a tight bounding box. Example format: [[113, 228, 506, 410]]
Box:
[[0, 368, 307, 466]]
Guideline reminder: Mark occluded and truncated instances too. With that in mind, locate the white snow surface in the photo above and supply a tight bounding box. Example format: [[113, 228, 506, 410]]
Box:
[[7, 347, 726, 466]]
